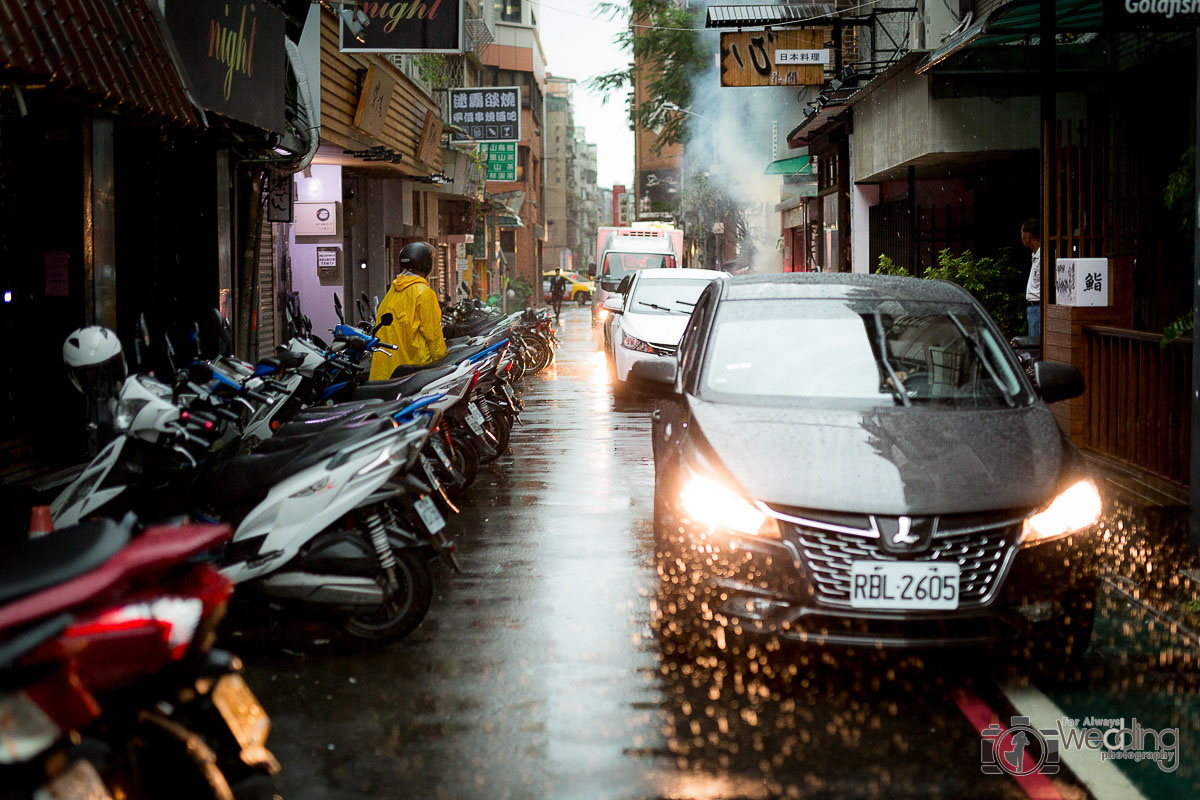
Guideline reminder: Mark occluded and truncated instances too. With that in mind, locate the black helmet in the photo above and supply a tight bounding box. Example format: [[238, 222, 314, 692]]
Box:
[[398, 241, 435, 277]]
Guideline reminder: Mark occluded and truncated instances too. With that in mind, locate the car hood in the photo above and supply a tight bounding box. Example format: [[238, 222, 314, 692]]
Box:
[[687, 398, 1068, 515], [622, 312, 689, 347]]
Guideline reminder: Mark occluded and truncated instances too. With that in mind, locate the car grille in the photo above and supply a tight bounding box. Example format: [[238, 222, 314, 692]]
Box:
[[781, 512, 1022, 609], [649, 343, 677, 357]]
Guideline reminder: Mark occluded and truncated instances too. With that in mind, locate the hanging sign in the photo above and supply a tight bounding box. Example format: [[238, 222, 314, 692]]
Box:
[[416, 109, 443, 165], [481, 142, 517, 181], [165, 0, 287, 133], [353, 64, 396, 137], [720, 29, 828, 86], [449, 87, 521, 142], [339, 0, 464, 54], [267, 174, 294, 223], [295, 203, 341, 237], [1055, 258, 1109, 307]]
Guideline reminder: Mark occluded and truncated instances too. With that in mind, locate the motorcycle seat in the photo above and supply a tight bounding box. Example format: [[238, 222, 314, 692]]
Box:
[[0, 519, 131, 605], [291, 399, 384, 422], [354, 365, 459, 400], [207, 419, 394, 505]]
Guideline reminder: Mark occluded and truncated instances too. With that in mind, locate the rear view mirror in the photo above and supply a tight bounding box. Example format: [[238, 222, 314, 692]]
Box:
[[628, 359, 678, 398], [1033, 361, 1084, 404], [373, 312, 394, 334], [254, 358, 281, 377], [334, 293, 345, 324], [602, 297, 623, 314]]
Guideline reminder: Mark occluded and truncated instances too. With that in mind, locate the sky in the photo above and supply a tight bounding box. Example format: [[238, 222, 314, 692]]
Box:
[[533, 1, 634, 189]]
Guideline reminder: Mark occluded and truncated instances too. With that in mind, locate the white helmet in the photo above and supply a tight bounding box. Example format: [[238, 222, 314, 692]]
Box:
[[63, 326, 127, 397]]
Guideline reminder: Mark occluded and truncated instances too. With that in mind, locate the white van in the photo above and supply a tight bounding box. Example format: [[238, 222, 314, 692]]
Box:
[[591, 226, 683, 339]]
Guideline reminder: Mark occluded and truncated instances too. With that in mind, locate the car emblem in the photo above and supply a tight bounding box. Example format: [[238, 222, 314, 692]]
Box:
[[871, 515, 936, 554]]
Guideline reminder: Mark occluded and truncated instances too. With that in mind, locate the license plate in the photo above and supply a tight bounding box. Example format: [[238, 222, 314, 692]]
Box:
[[501, 382, 516, 401], [419, 454, 441, 489], [413, 495, 445, 534], [849, 561, 960, 610], [429, 437, 452, 469], [212, 674, 271, 751], [37, 759, 113, 800], [464, 405, 485, 435]]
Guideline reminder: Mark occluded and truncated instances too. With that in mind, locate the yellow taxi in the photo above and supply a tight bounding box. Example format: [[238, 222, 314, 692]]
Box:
[[542, 270, 594, 305]]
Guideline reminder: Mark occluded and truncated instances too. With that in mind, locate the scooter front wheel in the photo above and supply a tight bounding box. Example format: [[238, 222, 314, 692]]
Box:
[[341, 548, 433, 641]]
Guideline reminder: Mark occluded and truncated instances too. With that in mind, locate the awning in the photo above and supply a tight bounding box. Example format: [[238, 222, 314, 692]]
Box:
[[764, 155, 813, 175], [705, 4, 838, 28], [0, 0, 197, 125], [917, 0, 1104, 74], [787, 102, 849, 148]]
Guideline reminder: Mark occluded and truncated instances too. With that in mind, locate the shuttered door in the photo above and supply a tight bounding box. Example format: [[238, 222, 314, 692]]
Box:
[[256, 216, 276, 359]]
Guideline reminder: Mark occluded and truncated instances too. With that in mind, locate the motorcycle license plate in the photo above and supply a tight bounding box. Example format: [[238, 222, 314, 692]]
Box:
[[413, 495, 445, 534], [419, 454, 441, 489], [464, 404, 485, 435], [212, 674, 271, 752], [501, 382, 516, 402], [429, 437, 452, 469], [849, 562, 960, 610]]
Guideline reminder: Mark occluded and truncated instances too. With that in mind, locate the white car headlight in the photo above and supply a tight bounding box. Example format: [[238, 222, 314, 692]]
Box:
[[1020, 479, 1102, 545], [679, 473, 781, 539]]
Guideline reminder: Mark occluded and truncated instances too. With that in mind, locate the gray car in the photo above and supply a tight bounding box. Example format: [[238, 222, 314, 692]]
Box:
[[632, 274, 1100, 668]]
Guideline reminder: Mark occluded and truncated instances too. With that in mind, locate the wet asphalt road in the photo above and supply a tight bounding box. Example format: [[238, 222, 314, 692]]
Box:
[[234, 306, 1154, 799]]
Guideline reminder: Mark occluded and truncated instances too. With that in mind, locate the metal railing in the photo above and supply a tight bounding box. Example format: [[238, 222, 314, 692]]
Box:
[[1083, 326, 1192, 485]]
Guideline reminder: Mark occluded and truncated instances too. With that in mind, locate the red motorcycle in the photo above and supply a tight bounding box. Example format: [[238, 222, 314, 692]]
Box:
[[0, 517, 279, 799]]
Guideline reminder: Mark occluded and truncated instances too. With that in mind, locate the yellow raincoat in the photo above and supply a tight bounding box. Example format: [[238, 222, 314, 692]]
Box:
[[368, 274, 447, 381]]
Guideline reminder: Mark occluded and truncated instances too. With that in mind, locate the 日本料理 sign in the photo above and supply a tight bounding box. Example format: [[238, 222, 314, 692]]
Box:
[[449, 87, 521, 142], [339, 0, 464, 54], [719, 30, 827, 86], [481, 143, 517, 181]]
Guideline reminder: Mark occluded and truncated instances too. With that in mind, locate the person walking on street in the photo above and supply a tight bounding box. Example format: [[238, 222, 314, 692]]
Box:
[[1022, 218, 1042, 339], [549, 268, 570, 323], [369, 241, 447, 381]]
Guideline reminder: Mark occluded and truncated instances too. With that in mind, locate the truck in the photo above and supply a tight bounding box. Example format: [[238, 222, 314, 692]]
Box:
[[590, 223, 684, 330]]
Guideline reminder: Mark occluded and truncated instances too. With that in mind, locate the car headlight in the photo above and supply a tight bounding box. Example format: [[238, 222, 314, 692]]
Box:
[[597, 308, 609, 321], [679, 473, 781, 539], [622, 333, 655, 353], [1020, 479, 1102, 545], [114, 398, 150, 431]]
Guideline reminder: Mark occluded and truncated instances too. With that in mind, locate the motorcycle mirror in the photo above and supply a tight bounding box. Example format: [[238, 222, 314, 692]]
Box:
[[373, 312, 394, 334], [254, 357, 282, 376], [334, 293, 345, 323], [371, 295, 380, 318]]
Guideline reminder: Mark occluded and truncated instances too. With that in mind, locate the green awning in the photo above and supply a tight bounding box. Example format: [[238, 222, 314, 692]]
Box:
[[917, 0, 1103, 74], [764, 155, 813, 176]]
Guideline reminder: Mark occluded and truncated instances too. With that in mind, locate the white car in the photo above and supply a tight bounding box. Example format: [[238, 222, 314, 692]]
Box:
[[604, 268, 726, 398]]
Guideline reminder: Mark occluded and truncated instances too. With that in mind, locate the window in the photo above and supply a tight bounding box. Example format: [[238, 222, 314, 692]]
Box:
[[495, 0, 521, 23], [500, 229, 516, 252]]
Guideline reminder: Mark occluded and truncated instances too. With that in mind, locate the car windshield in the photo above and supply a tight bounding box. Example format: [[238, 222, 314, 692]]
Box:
[[602, 252, 676, 281], [701, 299, 1028, 407], [630, 279, 710, 315]]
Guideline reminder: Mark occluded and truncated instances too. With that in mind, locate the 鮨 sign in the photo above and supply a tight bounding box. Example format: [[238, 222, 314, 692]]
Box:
[[1055, 258, 1109, 307], [481, 142, 517, 182], [339, 0, 464, 54], [720, 29, 828, 86], [449, 87, 521, 142]]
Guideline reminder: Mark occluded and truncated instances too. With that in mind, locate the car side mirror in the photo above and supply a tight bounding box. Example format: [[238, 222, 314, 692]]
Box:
[[628, 359, 678, 398], [602, 297, 623, 314], [1033, 361, 1084, 404]]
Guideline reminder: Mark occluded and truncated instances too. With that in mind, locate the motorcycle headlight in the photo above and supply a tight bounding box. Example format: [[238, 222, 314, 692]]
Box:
[[114, 398, 150, 431], [1020, 479, 1102, 545], [679, 473, 781, 539]]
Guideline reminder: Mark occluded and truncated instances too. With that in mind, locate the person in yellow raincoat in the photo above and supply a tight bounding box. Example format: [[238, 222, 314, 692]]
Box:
[[368, 242, 447, 381]]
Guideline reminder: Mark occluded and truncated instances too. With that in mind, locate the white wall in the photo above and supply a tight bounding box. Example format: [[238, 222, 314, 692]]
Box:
[[849, 134, 880, 274], [290, 165, 343, 338]]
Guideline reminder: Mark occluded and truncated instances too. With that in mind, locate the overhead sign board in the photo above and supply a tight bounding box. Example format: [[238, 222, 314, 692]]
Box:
[[720, 30, 827, 86], [481, 142, 517, 181], [353, 64, 395, 137], [165, 0, 287, 132], [1105, 0, 1200, 28], [339, 0, 464, 54], [295, 203, 341, 237], [449, 87, 521, 142], [775, 49, 830, 65]]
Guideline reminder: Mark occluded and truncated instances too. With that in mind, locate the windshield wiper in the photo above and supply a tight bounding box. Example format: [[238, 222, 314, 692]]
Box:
[[638, 301, 684, 313], [872, 311, 911, 407], [946, 313, 1017, 408], [675, 299, 697, 307]]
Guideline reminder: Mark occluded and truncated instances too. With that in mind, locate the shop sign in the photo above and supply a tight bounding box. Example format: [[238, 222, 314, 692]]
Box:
[[340, 0, 464, 54], [295, 203, 341, 237], [449, 87, 521, 142], [720, 30, 827, 86], [267, 174, 293, 223], [317, 247, 342, 284], [1105, 0, 1200, 28], [165, 0, 286, 133], [481, 142, 517, 181], [353, 65, 396, 138], [1055, 258, 1109, 307], [638, 169, 680, 217], [416, 109, 443, 165]]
